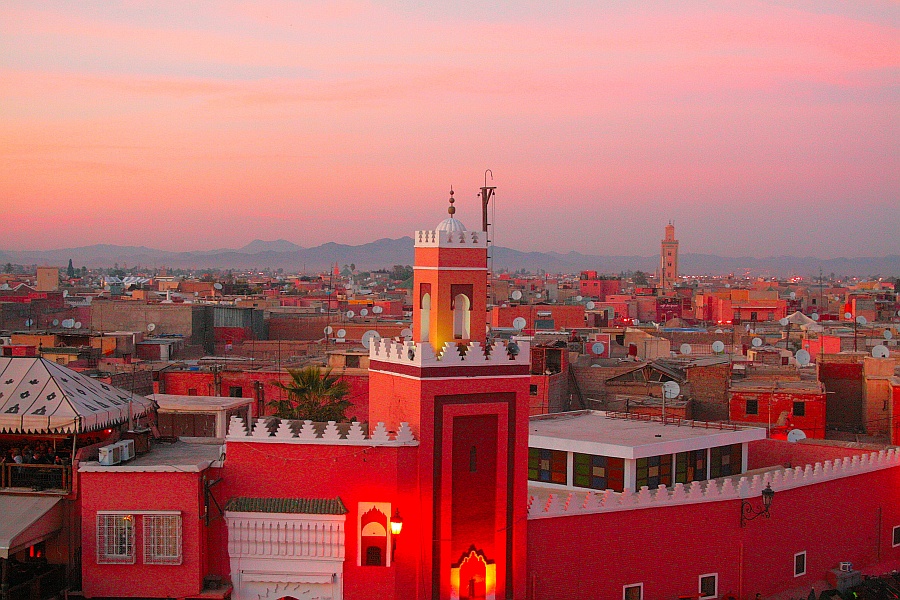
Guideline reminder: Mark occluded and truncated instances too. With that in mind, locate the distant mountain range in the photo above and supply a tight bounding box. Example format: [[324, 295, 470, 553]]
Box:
[[1, 238, 897, 277]]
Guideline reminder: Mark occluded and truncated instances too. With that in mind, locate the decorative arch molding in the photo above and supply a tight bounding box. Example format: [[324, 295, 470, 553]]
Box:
[[357, 502, 394, 567], [450, 546, 496, 600]]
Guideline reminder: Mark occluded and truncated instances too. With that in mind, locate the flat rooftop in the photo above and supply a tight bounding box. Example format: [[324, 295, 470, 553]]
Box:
[[79, 439, 223, 473], [150, 393, 253, 412], [529, 410, 766, 459]]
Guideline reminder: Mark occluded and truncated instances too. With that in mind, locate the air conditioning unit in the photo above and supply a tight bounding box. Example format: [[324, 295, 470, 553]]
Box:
[[98, 444, 122, 466], [839, 561, 853, 572], [118, 439, 135, 461]]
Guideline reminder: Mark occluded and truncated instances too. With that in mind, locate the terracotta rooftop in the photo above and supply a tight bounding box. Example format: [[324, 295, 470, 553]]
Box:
[[224, 497, 348, 515]]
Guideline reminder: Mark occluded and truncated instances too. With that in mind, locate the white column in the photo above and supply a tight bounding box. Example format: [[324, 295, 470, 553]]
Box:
[[566, 452, 575, 487]]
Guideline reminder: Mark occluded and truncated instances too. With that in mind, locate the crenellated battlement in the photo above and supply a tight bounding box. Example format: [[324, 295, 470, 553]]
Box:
[[226, 415, 418, 446], [415, 229, 488, 248], [528, 447, 900, 520], [369, 338, 530, 369]]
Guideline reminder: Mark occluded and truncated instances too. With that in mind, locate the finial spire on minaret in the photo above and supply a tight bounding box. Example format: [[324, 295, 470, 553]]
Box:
[[448, 187, 456, 215]]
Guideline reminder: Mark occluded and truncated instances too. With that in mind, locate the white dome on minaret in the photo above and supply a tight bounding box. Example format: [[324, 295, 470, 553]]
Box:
[[435, 188, 467, 232]]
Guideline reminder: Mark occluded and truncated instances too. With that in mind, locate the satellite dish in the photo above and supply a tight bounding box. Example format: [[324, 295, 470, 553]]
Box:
[[62, 319, 73, 329], [535, 293, 542, 299], [512, 317, 527, 330], [575, 295, 583, 302], [725, 283, 731, 288], [885, 330, 894, 340], [790, 291, 796, 299], [407, 347, 416, 360], [24, 319, 33, 327], [751, 337, 763, 347], [400, 328, 413, 338], [507, 341, 520, 356], [844, 312, 853, 320], [324, 326, 333, 335], [52, 319, 59, 326], [712, 341, 725, 353], [872, 345, 890, 358], [680, 343, 692, 355], [74, 322, 82, 329], [591, 342, 606, 355], [585, 301, 596, 310], [786, 429, 807, 443], [511, 290, 523, 301], [360, 308, 368, 317], [213, 283, 223, 290], [811, 313, 819, 321], [361, 330, 381, 349], [346, 310, 355, 319], [715, 329, 723, 334], [663, 381, 681, 399], [336, 328, 346, 338], [147, 323, 156, 332], [795, 349, 811, 366], [855, 315, 867, 325], [779, 318, 790, 326], [372, 306, 383, 314], [62, 290, 68, 297]]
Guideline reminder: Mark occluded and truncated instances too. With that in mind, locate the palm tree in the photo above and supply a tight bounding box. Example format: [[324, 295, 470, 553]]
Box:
[[269, 366, 352, 422]]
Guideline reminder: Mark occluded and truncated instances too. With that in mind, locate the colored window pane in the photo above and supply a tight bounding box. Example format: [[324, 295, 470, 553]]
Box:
[[636, 454, 672, 489], [572, 453, 624, 492], [528, 447, 567, 484]]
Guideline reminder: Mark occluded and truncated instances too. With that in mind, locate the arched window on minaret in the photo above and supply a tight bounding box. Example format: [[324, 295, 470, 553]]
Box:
[[453, 294, 471, 339], [420, 286, 431, 342]]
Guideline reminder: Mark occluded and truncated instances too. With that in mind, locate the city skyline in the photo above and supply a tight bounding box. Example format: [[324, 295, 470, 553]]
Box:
[[2, 1, 898, 258]]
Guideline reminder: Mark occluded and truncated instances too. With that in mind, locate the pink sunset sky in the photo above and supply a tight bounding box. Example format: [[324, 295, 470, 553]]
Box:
[[2, 1, 898, 258]]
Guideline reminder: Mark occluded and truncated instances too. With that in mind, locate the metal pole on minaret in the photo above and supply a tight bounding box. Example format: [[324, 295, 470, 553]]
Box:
[[480, 170, 496, 306]]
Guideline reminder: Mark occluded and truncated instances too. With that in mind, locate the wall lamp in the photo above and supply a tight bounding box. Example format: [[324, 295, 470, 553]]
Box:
[[740, 483, 775, 527], [390, 509, 403, 560]]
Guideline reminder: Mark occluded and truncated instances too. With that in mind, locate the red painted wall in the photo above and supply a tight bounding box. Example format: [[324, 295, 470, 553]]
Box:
[[528, 464, 900, 599], [729, 390, 827, 438], [209, 441, 419, 600], [80, 470, 207, 599]]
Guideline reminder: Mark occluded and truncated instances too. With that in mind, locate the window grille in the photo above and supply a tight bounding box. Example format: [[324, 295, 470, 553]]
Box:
[[97, 514, 135, 564], [144, 514, 183, 565]]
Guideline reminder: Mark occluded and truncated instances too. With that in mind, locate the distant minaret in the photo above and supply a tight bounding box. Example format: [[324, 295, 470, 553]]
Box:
[[659, 222, 679, 290]]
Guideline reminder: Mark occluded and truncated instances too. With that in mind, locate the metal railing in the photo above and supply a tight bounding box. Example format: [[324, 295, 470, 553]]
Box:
[[0, 463, 72, 492]]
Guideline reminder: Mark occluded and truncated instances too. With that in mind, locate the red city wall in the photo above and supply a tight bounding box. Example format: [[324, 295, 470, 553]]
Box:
[[527, 465, 900, 599]]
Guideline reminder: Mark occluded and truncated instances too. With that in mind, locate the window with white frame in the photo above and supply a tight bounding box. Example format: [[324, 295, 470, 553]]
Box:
[[143, 514, 183, 565], [97, 514, 135, 564], [623, 583, 643, 600], [699, 573, 718, 599], [893, 525, 900, 547], [794, 551, 807, 576]]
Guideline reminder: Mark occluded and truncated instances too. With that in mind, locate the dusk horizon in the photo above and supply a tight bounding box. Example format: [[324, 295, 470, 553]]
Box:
[[3, 1, 898, 258]]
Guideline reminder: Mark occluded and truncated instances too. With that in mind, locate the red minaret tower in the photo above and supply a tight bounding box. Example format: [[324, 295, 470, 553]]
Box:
[[659, 221, 679, 290], [368, 189, 530, 600]]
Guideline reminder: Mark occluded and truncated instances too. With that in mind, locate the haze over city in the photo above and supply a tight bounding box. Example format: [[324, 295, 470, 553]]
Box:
[[2, 1, 898, 258]]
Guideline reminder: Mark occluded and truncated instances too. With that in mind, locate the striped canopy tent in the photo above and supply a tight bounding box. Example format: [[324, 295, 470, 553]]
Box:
[[0, 357, 154, 434]]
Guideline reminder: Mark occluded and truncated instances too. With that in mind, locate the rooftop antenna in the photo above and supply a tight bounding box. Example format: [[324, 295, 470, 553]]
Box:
[[479, 170, 497, 305]]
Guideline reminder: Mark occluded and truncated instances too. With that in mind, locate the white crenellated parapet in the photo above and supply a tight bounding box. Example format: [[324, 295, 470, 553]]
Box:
[[415, 229, 487, 249], [369, 337, 531, 369], [226, 415, 418, 446], [528, 447, 900, 520]]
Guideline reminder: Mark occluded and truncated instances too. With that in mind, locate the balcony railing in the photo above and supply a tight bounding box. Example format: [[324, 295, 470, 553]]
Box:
[[0, 463, 72, 493]]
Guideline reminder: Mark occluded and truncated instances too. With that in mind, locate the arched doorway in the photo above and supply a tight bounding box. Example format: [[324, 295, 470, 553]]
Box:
[[450, 547, 495, 600]]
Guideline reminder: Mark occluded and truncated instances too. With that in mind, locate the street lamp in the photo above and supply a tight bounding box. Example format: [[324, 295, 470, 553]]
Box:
[[740, 483, 775, 527], [390, 510, 403, 560]]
